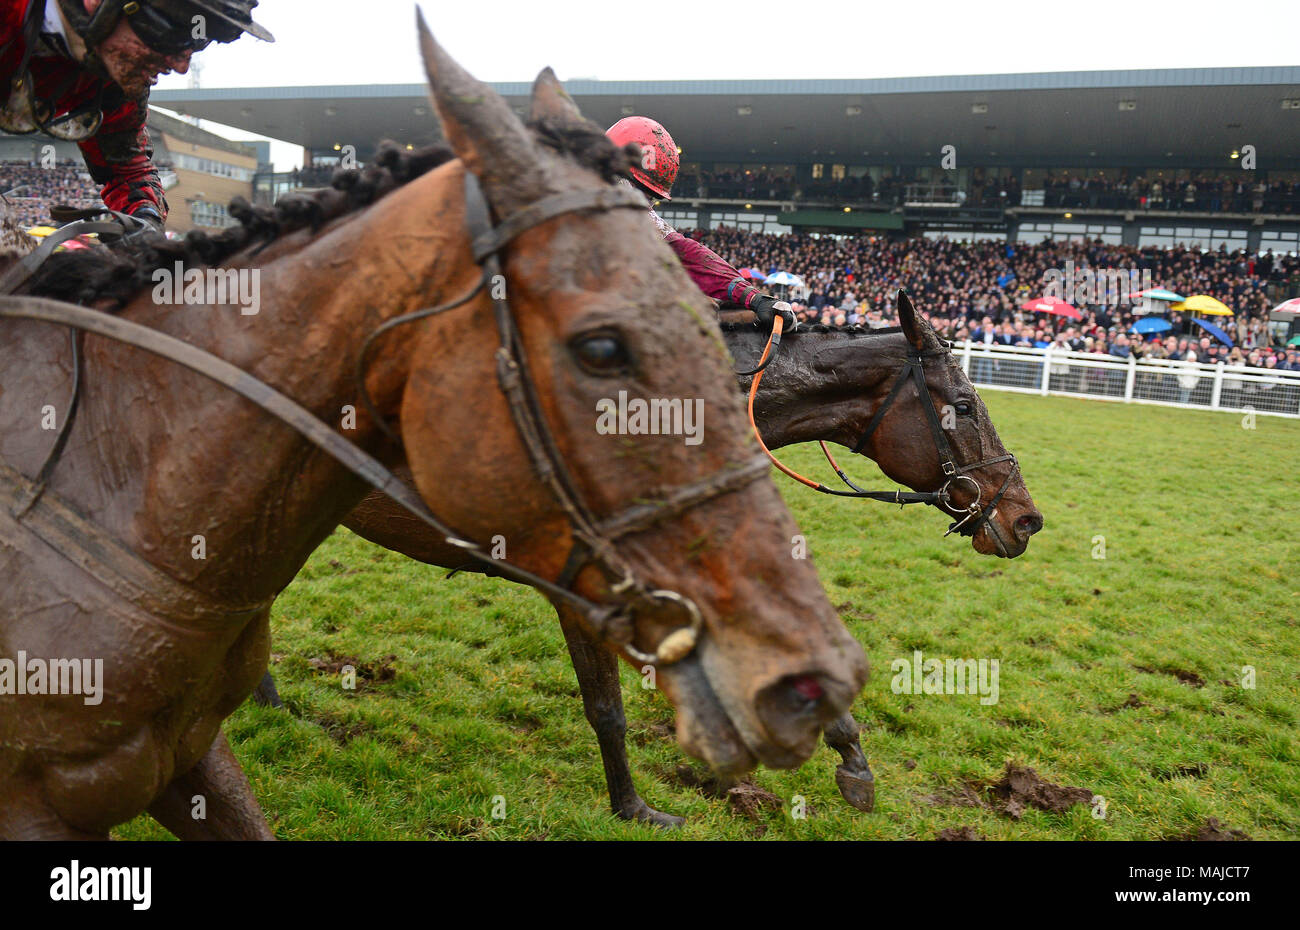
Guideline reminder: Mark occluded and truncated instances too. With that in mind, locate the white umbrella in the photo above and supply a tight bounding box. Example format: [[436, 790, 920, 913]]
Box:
[[764, 271, 805, 287]]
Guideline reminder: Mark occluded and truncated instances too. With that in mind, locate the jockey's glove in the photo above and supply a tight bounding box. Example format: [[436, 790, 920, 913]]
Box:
[[752, 295, 797, 331], [131, 206, 164, 231]]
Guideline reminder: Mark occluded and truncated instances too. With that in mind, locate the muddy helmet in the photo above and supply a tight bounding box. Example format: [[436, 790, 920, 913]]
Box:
[[58, 0, 274, 55], [607, 116, 679, 200]]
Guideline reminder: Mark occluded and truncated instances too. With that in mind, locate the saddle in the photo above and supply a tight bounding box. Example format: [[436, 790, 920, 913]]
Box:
[[48, 205, 114, 224], [0, 206, 155, 520], [0, 206, 153, 297]]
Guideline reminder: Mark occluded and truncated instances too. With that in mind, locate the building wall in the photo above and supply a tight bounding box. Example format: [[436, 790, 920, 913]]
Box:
[[158, 134, 256, 233]]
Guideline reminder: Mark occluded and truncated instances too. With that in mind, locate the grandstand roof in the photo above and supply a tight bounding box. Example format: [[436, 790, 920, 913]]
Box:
[[152, 67, 1300, 168], [148, 109, 258, 159]]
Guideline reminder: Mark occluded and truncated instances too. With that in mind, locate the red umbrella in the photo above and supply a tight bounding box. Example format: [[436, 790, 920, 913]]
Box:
[[1022, 296, 1082, 320]]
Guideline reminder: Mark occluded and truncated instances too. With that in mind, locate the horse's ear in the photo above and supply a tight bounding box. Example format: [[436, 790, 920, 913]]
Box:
[[415, 8, 546, 211], [530, 67, 585, 125], [897, 289, 927, 351]]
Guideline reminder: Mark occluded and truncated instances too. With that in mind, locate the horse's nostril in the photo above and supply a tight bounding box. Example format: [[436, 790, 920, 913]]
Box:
[[755, 673, 835, 742], [1016, 512, 1044, 537], [790, 674, 824, 702]]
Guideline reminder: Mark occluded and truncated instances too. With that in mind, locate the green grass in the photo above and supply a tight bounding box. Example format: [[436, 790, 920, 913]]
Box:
[[114, 393, 1300, 840]]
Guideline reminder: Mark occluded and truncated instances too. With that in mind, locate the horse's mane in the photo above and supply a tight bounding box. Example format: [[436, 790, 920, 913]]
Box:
[[27, 117, 636, 309], [718, 321, 905, 338]]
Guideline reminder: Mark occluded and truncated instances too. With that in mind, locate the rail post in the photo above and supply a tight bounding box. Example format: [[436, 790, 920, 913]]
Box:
[[1124, 353, 1137, 402], [1041, 344, 1052, 395], [1210, 362, 1225, 409]]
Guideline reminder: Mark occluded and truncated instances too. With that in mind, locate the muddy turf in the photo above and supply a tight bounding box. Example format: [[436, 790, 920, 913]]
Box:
[[113, 392, 1299, 840]]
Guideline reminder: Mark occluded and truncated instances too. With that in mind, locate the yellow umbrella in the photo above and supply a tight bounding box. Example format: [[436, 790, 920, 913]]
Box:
[[1171, 295, 1233, 316], [26, 225, 58, 239]]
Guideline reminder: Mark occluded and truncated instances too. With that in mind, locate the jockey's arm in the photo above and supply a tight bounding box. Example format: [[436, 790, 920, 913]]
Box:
[[655, 214, 794, 328], [77, 97, 168, 226]]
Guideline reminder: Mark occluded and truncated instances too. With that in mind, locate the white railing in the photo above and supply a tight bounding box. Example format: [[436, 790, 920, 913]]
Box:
[[955, 341, 1300, 418]]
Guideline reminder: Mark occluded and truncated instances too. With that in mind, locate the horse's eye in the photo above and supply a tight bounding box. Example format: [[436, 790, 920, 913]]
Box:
[[571, 332, 631, 374], [954, 401, 974, 417]]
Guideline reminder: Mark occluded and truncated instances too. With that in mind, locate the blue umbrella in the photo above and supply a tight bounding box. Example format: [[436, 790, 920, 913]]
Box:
[[1130, 317, 1172, 335], [1191, 318, 1234, 348]]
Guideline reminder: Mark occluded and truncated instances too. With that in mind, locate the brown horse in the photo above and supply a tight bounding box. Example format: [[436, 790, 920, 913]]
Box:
[[0, 15, 867, 839], [324, 293, 1043, 826]]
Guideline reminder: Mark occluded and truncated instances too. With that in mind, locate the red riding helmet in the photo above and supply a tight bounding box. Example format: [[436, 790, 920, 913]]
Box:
[[607, 116, 679, 200]]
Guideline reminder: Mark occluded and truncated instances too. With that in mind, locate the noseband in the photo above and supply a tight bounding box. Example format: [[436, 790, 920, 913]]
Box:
[[355, 171, 772, 666], [745, 318, 1020, 547]]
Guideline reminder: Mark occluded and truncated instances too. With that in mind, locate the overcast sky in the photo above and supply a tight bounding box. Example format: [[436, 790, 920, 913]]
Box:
[[153, 0, 1299, 168]]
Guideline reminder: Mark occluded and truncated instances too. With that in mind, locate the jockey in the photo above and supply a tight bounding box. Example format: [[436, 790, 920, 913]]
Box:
[[607, 116, 796, 331], [0, 1, 273, 228]]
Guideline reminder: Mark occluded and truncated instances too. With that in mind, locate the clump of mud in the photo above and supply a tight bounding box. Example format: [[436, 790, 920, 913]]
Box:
[[926, 762, 1094, 821], [1134, 665, 1205, 688], [726, 782, 785, 821], [1171, 817, 1251, 841], [934, 826, 984, 841], [985, 763, 1094, 819], [672, 764, 790, 821], [307, 652, 397, 684]]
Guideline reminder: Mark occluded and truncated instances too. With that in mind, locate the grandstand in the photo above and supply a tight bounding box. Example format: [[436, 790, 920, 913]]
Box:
[[0, 159, 100, 228], [6, 68, 1299, 394], [1, 111, 256, 233], [151, 66, 1300, 251]]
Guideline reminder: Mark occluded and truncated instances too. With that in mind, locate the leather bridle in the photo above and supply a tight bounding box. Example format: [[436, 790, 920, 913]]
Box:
[[744, 317, 1021, 549], [1, 170, 772, 668], [354, 170, 774, 666]]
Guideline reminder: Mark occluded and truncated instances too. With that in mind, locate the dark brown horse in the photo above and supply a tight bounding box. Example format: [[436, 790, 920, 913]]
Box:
[[323, 293, 1043, 826], [0, 16, 868, 839]]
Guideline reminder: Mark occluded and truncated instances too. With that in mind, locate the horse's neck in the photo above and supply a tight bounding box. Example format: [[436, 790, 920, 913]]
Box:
[[38, 168, 461, 607], [739, 329, 899, 452]]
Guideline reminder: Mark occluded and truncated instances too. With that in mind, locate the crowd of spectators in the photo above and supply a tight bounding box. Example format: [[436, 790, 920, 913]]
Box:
[[1040, 172, 1300, 214], [671, 165, 1300, 215], [675, 168, 909, 205], [696, 227, 1300, 372], [290, 161, 338, 188], [0, 160, 100, 227]]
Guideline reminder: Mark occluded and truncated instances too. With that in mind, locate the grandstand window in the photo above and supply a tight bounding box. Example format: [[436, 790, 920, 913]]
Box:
[[924, 230, 1007, 242], [171, 152, 255, 182], [1210, 230, 1248, 250], [1136, 226, 1243, 250], [657, 209, 697, 230], [1016, 221, 1118, 244], [1139, 229, 1175, 249], [188, 200, 235, 229], [1260, 230, 1300, 255], [830, 164, 846, 180], [811, 164, 824, 179]]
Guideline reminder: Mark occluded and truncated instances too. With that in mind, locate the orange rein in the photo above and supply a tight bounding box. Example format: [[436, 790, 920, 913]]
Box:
[[745, 315, 847, 493]]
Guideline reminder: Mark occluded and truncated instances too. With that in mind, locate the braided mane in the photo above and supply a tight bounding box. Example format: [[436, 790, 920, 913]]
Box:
[[28, 119, 638, 309]]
